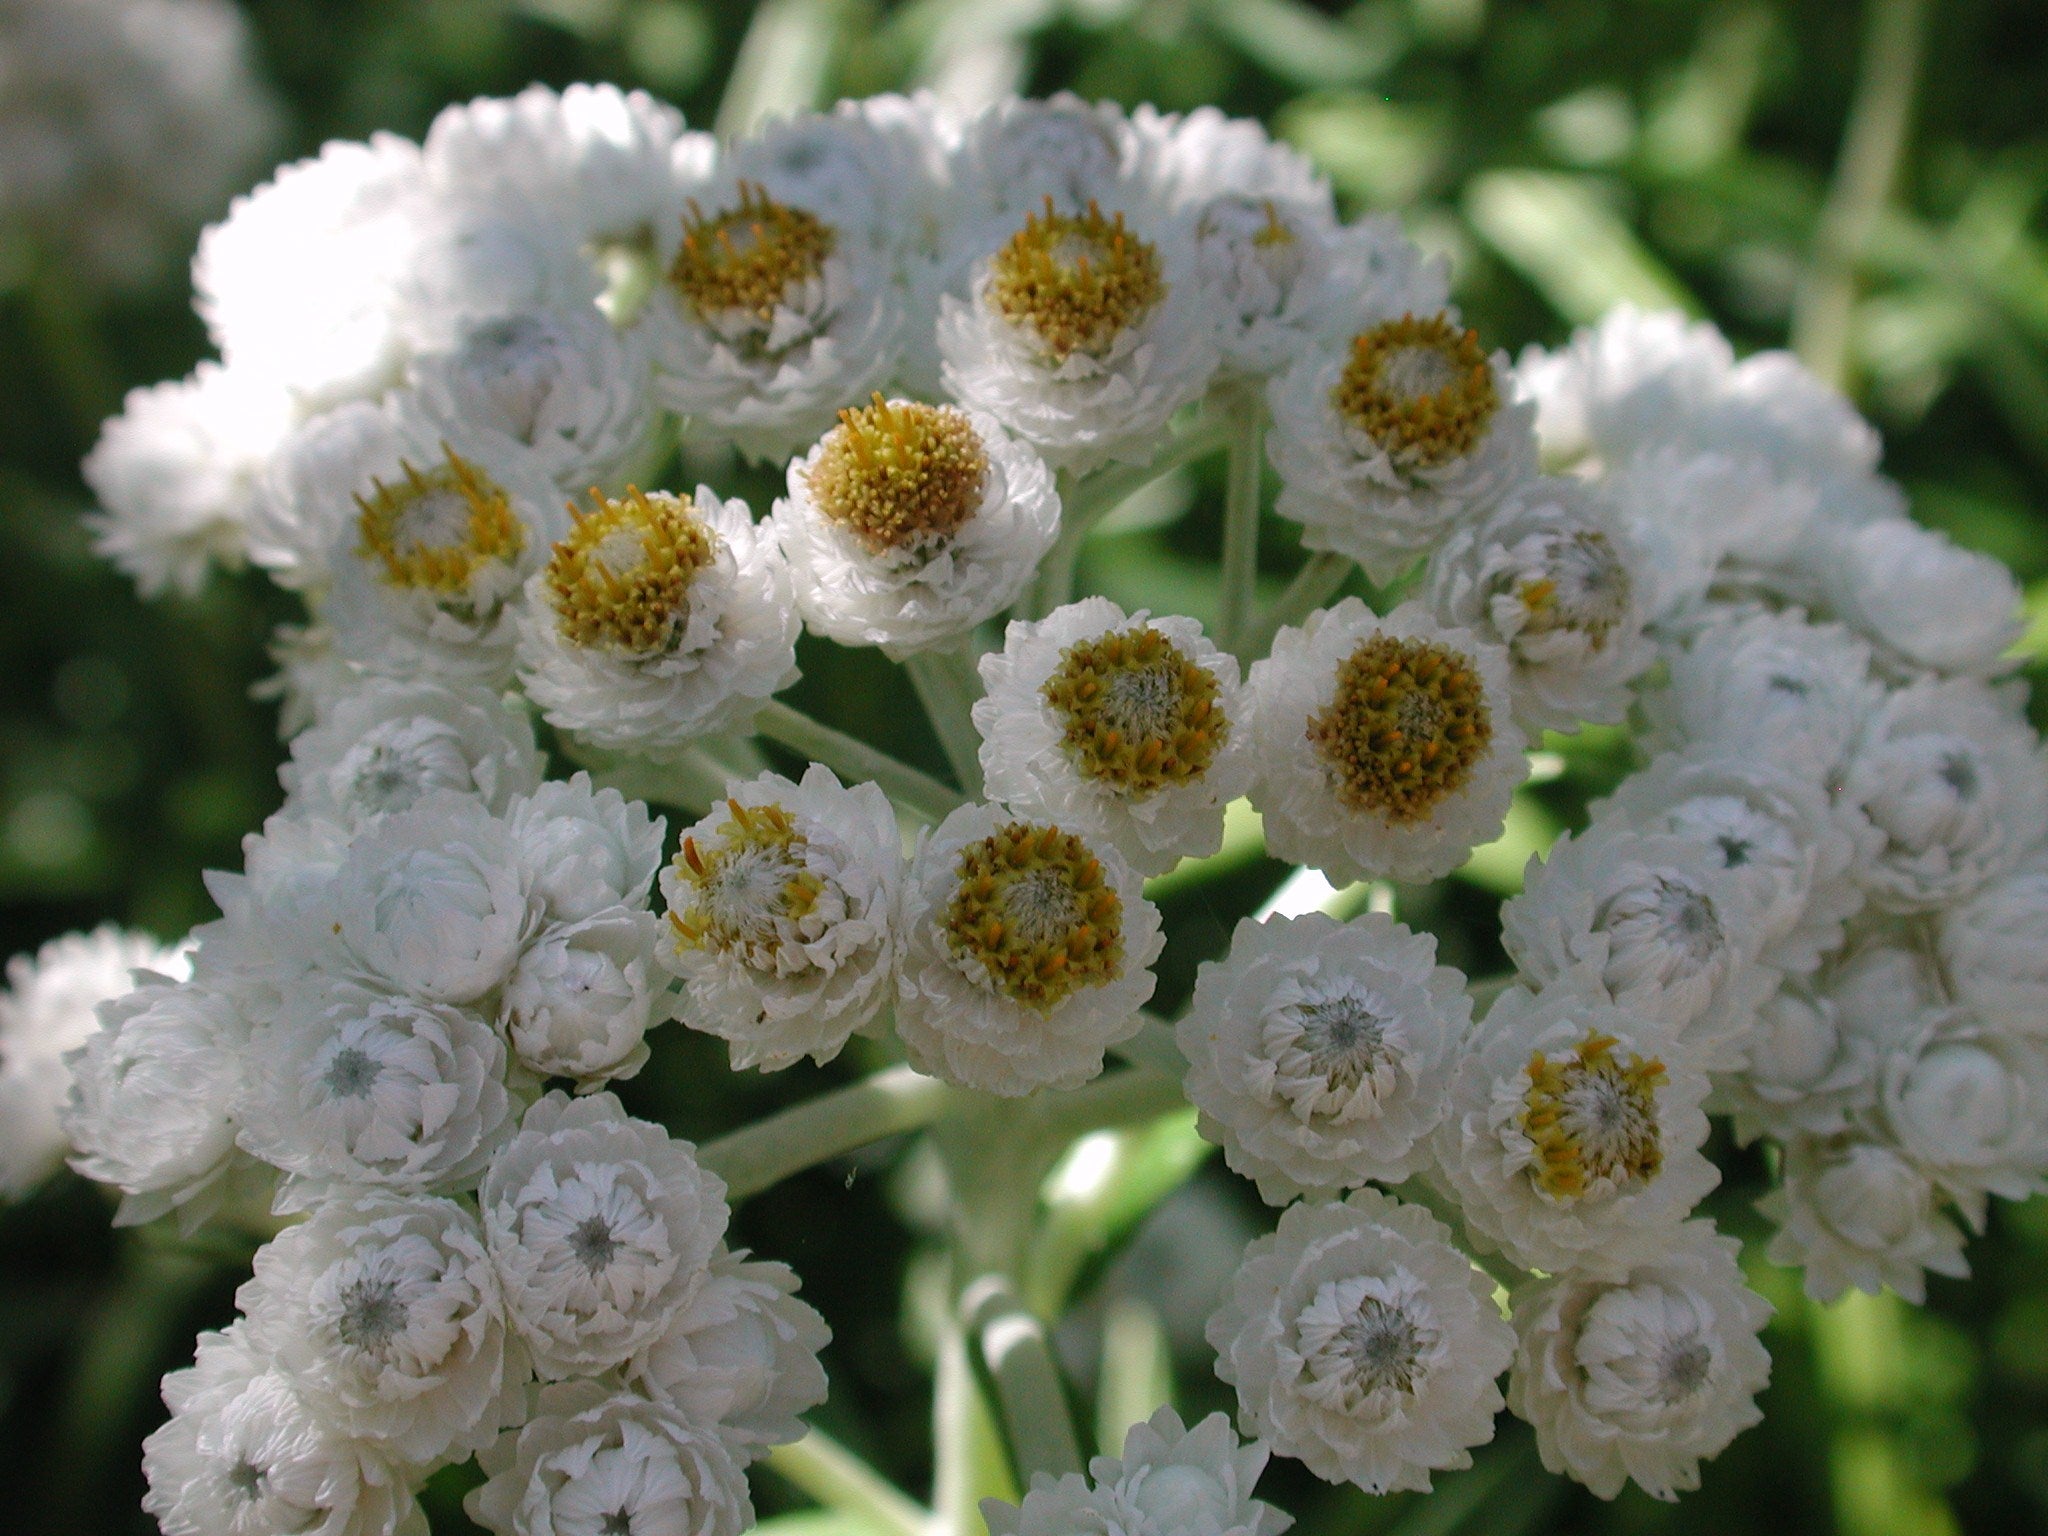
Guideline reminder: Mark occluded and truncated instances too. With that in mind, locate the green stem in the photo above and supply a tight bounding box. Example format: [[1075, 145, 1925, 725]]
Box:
[[763, 1429, 927, 1536], [1790, 0, 1931, 387], [1216, 391, 1266, 654], [1241, 551, 1355, 659], [697, 1065, 956, 1200], [905, 646, 987, 796], [753, 698, 964, 824], [1032, 1063, 1189, 1150], [931, 1313, 1017, 1535], [962, 1276, 1085, 1483]]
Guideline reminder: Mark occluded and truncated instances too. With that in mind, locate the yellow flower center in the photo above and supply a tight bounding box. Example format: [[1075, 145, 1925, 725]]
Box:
[[986, 199, 1164, 363], [1306, 634, 1493, 823], [1331, 313, 1497, 470], [944, 822, 1124, 1011], [1520, 1031, 1667, 1201], [1041, 625, 1225, 798], [545, 487, 715, 655], [667, 800, 824, 968], [1250, 201, 1296, 249], [805, 395, 990, 555], [667, 182, 837, 324], [354, 449, 525, 598], [1513, 528, 1631, 648]]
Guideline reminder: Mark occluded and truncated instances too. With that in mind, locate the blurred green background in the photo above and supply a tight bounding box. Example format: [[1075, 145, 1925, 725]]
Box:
[[3, 1, 2047, 1532]]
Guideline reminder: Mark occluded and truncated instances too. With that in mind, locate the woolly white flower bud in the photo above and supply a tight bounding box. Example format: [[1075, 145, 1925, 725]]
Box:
[[1760, 1136, 1970, 1304], [1178, 912, 1469, 1203], [1939, 862, 2048, 1032], [1507, 1221, 1771, 1501], [1717, 981, 1880, 1144], [1877, 1014, 2048, 1207], [502, 909, 668, 1088], [505, 775, 666, 926], [1208, 1188, 1513, 1494], [1818, 519, 2023, 680]]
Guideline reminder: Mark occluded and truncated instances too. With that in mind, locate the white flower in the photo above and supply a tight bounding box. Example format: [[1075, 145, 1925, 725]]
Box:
[[468, 1381, 752, 1536], [0, 924, 186, 1198], [143, 1325, 424, 1536], [1939, 861, 2048, 1033], [729, 96, 953, 262], [773, 398, 1060, 657], [1178, 912, 1469, 1203], [516, 485, 800, 758], [1268, 304, 1538, 584], [1716, 981, 1880, 1144], [239, 980, 516, 1207], [505, 774, 667, 926], [659, 766, 899, 1072], [61, 973, 250, 1228], [1507, 1221, 1771, 1501], [937, 199, 1219, 474], [238, 1194, 529, 1466], [975, 600, 1253, 875], [1816, 519, 2023, 680], [1208, 1188, 1514, 1494], [279, 678, 544, 828], [1593, 447, 1791, 618], [480, 1092, 728, 1378], [251, 400, 403, 588], [1245, 598, 1529, 886], [982, 1405, 1291, 1536], [261, 622, 364, 736], [1760, 1136, 1970, 1304], [1432, 980, 1719, 1273], [83, 363, 295, 597], [1877, 1012, 2048, 1208], [1839, 678, 2048, 912], [502, 909, 668, 1089], [947, 93, 1147, 230], [1423, 477, 1655, 734], [895, 803, 1162, 1096], [628, 1246, 832, 1458], [1503, 827, 1780, 1071]]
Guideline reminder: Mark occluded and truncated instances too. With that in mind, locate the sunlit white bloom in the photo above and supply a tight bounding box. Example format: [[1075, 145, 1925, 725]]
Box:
[[517, 484, 799, 757], [1246, 598, 1528, 886], [468, 1380, 752, 1536], [1179, 912, 1469, 1203], [240, 980, 516, 1208], [976, 599, 1253, 875], [84, 363, 295, 597], [629, 1246, 831, 1458], [1424, 477, 1654, 734], [1508, 1221, 1771, 1501], [61, 973, 250, 1228], [895, 803, 1162, 1096], [239, 1194, 528, 1466], [250, 400, 404, 588], [502, 909, 668, 1089], [480, 1092, 728, 1378], [143, 1325, 424, 1536], [1760, 1136, 1970, 1304], [660, 766, 900, 1071], [1877, 1012, 2048, 1209], [1716, 981, 1881, 1145], [1433, 981, 1719, 1273], [1939, 861, 2048, 1033], [1209, 1188, 1513, 1494], [1815, 519, 2024, 680], [505, 774, 666, 926], [1839, 678, 2048, 912], [982, 1405, 1291, 1536], [774, 399, 1060, 657], [279, 678, 543, 828], [0, 924, 186, 1198]]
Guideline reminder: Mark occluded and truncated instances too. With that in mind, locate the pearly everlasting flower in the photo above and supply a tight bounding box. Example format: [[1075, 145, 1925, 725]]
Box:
[[1816, 519, 2023, 680], [501, 909, 668, 1089], [251, 400, 405, 589], [773, 397, 1060, 656], [261, 622, 365, 736], [1178, 912, 1470, 1203], [982, 1406, 1291, 1536], [505, 774, 666, 926], [660, 767, 899, 1071], [62, 973, 251, 1228], [516, 484, 799, 757], [1424, 477, 1655, 734], [1268, 301, 1538, 583], [1208, 1188, 1514, 1494], [143, 1325, 424, 1536], [730, 96, 953, 264], [1876, 1012, 2048, 1208], [480, 1092, 728, 1378], [279, 677, 543, 829], [239, 1194, 528, 1466], [1761, 1136, 1970, 1304], [1592, 446, 1791, 618], [1507, 1221, 1771, 1501], [975, 599, 1253, 874], [468, 1381, 752, 1536], [895, 803, 1162, 1096], [1504, 828, 1780, 1071], [628, 1246, 831, 1457], [1716, 980, 1881, 1144], [1839, 678, 2048, 913], [0, 924, 186, 1198], [239, 980, 516, 1208], [1939, 861, 2048, 1032], [1246, 599, 1528, 886], [949, 94, 1148, 229], [84, 363, 295, 597], [1432, 981, 1719, 1273], [938, 198, 1219, 473]]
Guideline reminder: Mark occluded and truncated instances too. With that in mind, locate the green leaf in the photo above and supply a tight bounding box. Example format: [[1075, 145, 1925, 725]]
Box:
[[1463, 171, 1700, 322], [1199, 0, 1403, 91]]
